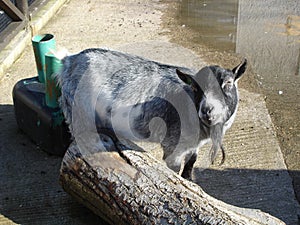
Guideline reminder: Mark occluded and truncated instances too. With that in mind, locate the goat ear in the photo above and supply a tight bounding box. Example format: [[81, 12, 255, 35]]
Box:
[[176, 69, 199, 93], [176, 69, 193, 85], [176, 69, 199, 92], [232, 58, 247, 81]]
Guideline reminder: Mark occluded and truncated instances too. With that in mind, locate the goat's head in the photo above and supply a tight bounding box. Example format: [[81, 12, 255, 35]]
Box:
[[177, 59, 247, 164], [177, 59, 247, 127]]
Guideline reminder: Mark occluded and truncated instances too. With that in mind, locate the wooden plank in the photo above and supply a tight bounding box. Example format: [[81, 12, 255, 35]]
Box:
[[15, 0, 28, 17], [0, 0, 25, 21], [0, 21, 26, 51]]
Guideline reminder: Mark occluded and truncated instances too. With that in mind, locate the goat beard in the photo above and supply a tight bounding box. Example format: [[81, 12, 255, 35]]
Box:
[[210, 123, 225, 165]]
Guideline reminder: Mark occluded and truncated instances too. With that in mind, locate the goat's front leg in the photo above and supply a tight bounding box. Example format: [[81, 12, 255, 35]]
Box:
[[163, 146, 186, 174], [181, 151, 197, 180]]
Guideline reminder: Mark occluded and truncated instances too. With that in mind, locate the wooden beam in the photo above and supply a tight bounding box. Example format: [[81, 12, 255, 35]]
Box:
[[0, 21, 25, 48], [0, 0, 25, 21], [15, 0, 28, 18]]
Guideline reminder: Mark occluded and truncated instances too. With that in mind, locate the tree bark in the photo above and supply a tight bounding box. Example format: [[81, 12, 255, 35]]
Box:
[[59, 135, 284, 225]]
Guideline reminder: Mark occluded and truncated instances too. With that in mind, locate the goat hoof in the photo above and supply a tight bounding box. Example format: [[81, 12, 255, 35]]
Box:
[[181, 172, 193, 181]]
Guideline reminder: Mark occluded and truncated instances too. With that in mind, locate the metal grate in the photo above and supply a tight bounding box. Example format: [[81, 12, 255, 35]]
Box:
[[0, 9, 12, 33]]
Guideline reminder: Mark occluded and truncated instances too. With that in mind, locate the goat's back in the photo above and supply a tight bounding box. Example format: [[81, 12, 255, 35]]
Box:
[[57, 48, 199, 146]]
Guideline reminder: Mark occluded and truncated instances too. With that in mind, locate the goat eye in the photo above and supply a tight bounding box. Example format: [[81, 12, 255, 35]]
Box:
[[222, 80, 233, 90], [226, 80, 233, 85]]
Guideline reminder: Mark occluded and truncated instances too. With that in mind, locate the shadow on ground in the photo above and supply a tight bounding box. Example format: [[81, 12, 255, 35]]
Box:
[[194, 168, 300, 225], [0, 104, 108, 225], [0, 104, 299, 224]]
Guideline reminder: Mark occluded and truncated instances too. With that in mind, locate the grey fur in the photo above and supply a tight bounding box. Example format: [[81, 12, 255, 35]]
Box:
[[56, 48, 247, 179]]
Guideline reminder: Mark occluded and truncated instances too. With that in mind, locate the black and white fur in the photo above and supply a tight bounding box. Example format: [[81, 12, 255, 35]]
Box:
[[56, 48, 247, 180]]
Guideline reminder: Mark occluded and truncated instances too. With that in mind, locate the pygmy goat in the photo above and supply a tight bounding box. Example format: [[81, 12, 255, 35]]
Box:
[[56, 48, 247, 180]]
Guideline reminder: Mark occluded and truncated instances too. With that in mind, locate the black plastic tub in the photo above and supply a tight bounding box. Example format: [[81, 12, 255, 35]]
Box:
[[13, 76, 70, 156]]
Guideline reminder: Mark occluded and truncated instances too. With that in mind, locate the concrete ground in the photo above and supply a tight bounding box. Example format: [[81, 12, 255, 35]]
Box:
[[0, 0, 299, 224]]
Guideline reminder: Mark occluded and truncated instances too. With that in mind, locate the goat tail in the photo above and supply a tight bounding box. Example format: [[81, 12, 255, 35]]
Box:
[[50, 47, 70, 60]]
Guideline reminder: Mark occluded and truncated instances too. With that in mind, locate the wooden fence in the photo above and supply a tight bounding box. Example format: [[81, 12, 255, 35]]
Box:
[[0, 0, 35, 49]]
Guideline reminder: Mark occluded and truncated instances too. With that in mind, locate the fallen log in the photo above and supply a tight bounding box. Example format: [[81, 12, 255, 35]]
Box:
[[59, 134, 284, 225]]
